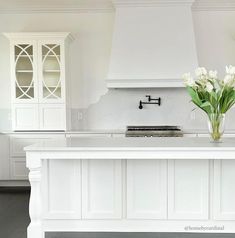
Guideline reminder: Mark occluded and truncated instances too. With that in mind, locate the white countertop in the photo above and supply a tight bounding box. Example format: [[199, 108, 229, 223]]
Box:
[[0, 130, 126, 135], [2, 129, 235, 136], [24, 137, 235, 152]]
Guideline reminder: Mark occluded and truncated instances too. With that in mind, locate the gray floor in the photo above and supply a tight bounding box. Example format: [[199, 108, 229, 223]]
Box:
[[0, 188, 235, 238], [0, 188, 30, 238]]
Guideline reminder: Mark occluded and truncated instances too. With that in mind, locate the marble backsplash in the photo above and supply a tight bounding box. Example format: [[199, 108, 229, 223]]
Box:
[[1, 88, 235, 132], [70, 88, 235, 132]]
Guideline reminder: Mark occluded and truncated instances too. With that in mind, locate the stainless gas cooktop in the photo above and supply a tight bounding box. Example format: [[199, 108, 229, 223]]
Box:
[[125, 126, 183, 137]]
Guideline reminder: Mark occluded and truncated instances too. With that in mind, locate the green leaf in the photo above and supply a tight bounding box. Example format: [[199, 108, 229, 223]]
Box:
[[187, 87, 202, 106], [200, 101, 213, 114], [186, 84, 235, 115]]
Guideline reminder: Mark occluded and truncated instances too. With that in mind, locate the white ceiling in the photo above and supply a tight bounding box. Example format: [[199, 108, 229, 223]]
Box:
[[0, 0, 235, 13], [0, 0, 114, 13]]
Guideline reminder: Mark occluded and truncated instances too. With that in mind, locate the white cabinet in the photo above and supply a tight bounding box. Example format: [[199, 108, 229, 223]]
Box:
[[39, 104, 66, 130], [9, 133, 65, 180], [127, 159, 209, 220], [42, 160, 81, 219], [38, 40, 66, 104], [0, 134, 10, 180], [168, 160, 209, 220], [12, 104, 39, 130], [127, 160, 167, 219], [4, 32, 72, 131], [11, 159, 28, 180], [11, 40, 38, 103], [82, 159, 122, 219], [213, 160, 235, 220]]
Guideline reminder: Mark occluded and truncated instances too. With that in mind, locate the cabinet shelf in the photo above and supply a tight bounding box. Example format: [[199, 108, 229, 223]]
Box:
[[16, 70, 33, 73], [43, 70, 60, 73], [15, 55, 33, 58]]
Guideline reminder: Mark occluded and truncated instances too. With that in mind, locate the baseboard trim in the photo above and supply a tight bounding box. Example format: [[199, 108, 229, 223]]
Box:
[[0, 186, 30, 193]]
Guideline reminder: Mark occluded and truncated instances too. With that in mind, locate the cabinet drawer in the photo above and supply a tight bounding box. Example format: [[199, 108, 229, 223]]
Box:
[[10, 134, 65, 157], [11, 159, 29, 180], [11, 137, 41, 157]]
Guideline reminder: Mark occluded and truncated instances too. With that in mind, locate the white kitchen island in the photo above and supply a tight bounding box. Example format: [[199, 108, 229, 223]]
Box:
[[25, 137, 235, 238]]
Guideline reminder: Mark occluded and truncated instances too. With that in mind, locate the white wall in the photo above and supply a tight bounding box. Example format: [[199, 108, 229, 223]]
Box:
[[0, 10, 235, 131], [193, 10, 235, 76], [0, 12, 114, 109]]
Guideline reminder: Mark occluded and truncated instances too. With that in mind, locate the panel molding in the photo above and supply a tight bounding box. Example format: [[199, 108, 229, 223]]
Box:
[[213, 160, 235, 220], [127, 159, 167, 219], [13, 104, 39, 131], [10, 158, 28, 180], [39, 104, 66, 130], [42, 160, 82, 219], [82, 159, 122, 219], [168, 159, 209, 220]]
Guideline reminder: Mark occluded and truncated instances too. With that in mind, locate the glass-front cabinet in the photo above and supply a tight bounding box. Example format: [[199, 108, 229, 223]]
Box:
[[4, 33, 72, 131], [39, 42, 64, 103], [14, 43, 37, 102]]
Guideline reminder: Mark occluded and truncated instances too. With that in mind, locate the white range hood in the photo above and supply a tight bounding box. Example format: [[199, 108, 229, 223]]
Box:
[[107, 0, 198, 88]]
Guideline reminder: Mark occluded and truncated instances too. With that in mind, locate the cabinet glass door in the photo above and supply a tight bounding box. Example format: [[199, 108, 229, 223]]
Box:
[[14, 44, 35, 101], [41, 44, 62, 101]]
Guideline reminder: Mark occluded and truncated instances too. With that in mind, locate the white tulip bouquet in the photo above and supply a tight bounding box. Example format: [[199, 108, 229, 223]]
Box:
[[183, 65, 235, 141]]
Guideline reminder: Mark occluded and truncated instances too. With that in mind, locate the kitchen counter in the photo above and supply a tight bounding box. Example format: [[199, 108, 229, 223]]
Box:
[[25, 137, 235, 238], [25, 137, 235, 159], [2, 129, 235, 138], [0, 130, 126, 134], [26, 137, 235, 150]]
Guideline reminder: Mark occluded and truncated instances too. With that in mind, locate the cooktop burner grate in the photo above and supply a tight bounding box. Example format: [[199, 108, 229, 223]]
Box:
[[126, 126, 183, 137]]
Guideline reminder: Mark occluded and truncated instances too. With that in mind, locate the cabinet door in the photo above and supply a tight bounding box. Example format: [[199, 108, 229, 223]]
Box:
[[12, 104, 39, 131], [168, 160, 209, 220], [82, 160, 122, 219], [12, 41, 38, 103], [38, 41, 65, 103], [39, 104, 66, 130], [214, 160, 235, 220], [42, 160, 81, 219], [0, 135, 10, 180], [10, 157, 29, 180], [127, 160, 167, 219]]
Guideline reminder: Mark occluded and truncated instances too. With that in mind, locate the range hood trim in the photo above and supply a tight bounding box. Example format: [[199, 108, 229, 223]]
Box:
[[106, 78, 184, 88], [113, 0, 195, 7]]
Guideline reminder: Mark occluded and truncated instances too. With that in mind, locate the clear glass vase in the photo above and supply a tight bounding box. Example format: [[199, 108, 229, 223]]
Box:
[[207, 113, 225, 142]]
